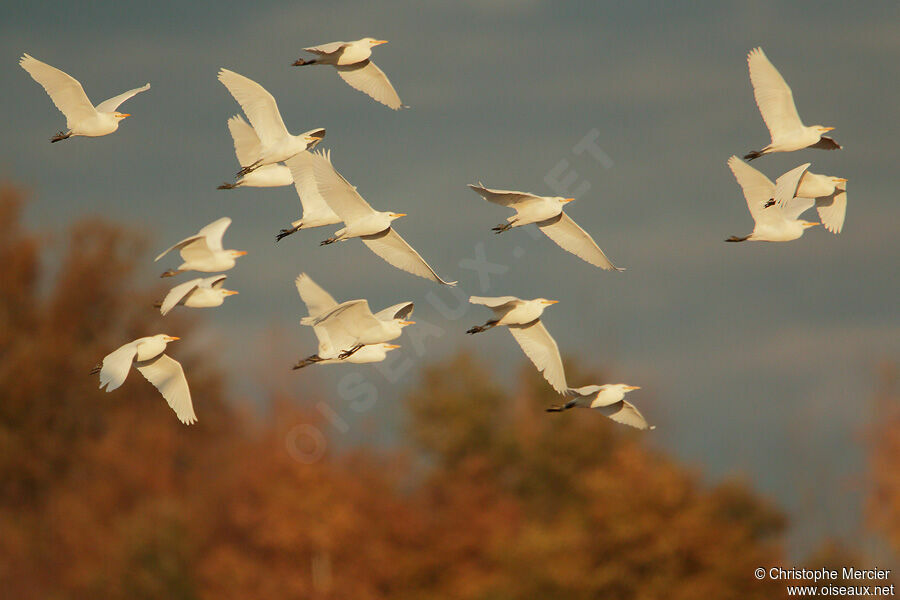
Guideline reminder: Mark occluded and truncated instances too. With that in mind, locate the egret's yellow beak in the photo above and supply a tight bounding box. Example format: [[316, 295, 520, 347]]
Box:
[[393, 213, 407, 218], [225, 290, 239, 296], [119, 113, 131, 118], [400, 320, 415, 325], [822, 126, 835, 132], [564, 198, 575, 203], [167, 336, 181, 341], [804, 222, 821, 228], [625, 385, 641, 391], [543, 300, 559, 305], [374, 40, 388, 45], [236, 250, 248, 256], [385, 344, 401, 349], [835, 177, 848, 182]]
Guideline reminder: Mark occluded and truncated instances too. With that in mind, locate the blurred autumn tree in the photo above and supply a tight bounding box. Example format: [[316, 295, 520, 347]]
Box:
[[0, 184, 792, 599], [867, 364, 900, 553]]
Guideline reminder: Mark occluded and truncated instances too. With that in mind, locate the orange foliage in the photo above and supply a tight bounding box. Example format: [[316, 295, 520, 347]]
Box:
[[0, 185, 791, 598]]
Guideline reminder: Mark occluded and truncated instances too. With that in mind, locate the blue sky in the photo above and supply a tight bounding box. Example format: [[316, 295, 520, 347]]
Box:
[[2, 1, 898, 555]]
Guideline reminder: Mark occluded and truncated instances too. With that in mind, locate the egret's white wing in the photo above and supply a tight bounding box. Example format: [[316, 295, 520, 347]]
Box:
[[468, 183, 543, 207], [727, 156, 776, 225], [597, 400, 652, 430], [285, 151, 340, 222], [816, 189, 847, 234], [469, 296, 522, 308], [94, 83, 150, 113], [98, 341, 139, 392], [295, 273, 339, 318], [374, 302, 414, 322], [19, 54, 96, 125], [361, 228, 457, 285], [507, 321, 567, 394], [304, 41, 349, 55], [135, 354, 196, 425], [308, 299, 378, 329], [336, 60, 402, 110], [159, 278, 202, 316], [307, 150, 375, 222], [196, 217, 232, 252], [773, 163, 810, 208], [227, 114, 262, 166], [568, 385, 603, 397], [218, 69, 289, 146], [781, 197, 815, 221], [747, 47, 803, 139], [155, 235, 203, 262], [537, 212, 623, 271]]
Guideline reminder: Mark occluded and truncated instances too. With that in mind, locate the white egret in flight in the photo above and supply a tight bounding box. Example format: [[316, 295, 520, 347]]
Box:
[[743, 47, 840, 160], [468, 184, 623, 271], [547, 384, 653, 430], [91, 334, 196, 425], [19, 53, 149, 142], [155, 217, 246, 277], [467, 295, 567, 394], [292, 38, 404, 110]]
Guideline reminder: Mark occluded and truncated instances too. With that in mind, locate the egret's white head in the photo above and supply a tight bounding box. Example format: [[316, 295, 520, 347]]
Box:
[[388, 212, 407, 221], [364, 37, 388, 47], [114, 112, 131, 120], [599, 383, 641, 396], [229, 250, 248, 258], [814, 125, 835, 134]]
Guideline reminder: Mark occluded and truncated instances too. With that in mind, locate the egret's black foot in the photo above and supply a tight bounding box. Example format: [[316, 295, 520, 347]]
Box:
[[743, 150, 763, 161], [338, 344, 364, 359], [764, 198, 775, 208], [218, 181, 238, 190], [152, 301, 162, 308], [89, 363, 101, 375], [320, 237, 337, 246], [50, 131, 71, 143], [725, 235, 749, 243], [292, 58, 317, 66], [293, 355, 321, 370], [160, 269, 181, 278], [236, 161, 260, 177], [491, 223, 512, 234], [276, 225, 301, 242], [546, 405, 565, 412]]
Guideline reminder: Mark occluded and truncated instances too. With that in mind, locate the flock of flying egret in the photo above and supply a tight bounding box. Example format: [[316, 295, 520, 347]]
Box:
[[19, 41, 846, 431]]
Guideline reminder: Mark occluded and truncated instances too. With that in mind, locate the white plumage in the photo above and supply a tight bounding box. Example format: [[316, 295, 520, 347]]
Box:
[[725, 156, 820, 243], [19, 53, 149, 142], [158, 274, 238, 316], [218, 68, 325, 177], [275, 150, 343, 241], [548, 384, 653, 430], [155, 217, 247, 277], [292, 273, 412, 368], [218, 115, 294, 189], [308, 151, 457, 285], [468, 184, 623, 271], [467, 296, 567, 394], [772, 163, 848, 234], [743, 47, 840, 160], [293, 38, 403, 110], [93, 334, 196, 425]]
